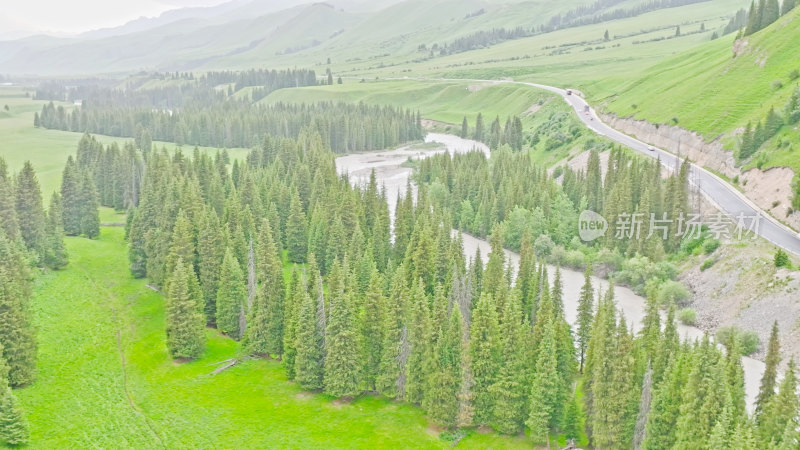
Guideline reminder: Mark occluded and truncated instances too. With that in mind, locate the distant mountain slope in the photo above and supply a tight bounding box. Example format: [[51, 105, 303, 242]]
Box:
[[601, 6, 800, 140]]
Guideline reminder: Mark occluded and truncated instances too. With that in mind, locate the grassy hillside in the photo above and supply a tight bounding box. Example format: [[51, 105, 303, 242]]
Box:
[[598, 6, 800, 170], [15, 219, 558, 448]]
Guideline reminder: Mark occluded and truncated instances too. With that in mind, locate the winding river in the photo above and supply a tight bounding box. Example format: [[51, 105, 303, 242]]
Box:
[[336, 133, 765, 412]]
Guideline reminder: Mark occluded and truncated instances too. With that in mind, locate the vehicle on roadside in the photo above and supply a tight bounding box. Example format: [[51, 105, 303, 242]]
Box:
[[648, 145, 656, 152]]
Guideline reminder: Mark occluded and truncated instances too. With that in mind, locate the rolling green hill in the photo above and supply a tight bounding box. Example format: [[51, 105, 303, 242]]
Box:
[[598, 6, 800, 170]]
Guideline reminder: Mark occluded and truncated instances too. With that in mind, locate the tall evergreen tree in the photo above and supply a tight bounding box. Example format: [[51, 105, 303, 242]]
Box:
[[286, 192, 307, 263], [756, 321, 781, 419], [759, 359, 799, 445], [216, 248, 246, 339], [576, 267, 593, 373], [79, 170, 100, 238], [246, 219, 285, 357], [44, 192, 68, 270], [426, 307, 463, 428], [0, 366, 28, 446], [361, 270, 385, 391], [165, 259, 206, 359], [469, 292, 500, 425], [60, 156, 82, 235], [14, 161, 47, 257], [323, 261, 361, 398], [0, 160, 19, 242]]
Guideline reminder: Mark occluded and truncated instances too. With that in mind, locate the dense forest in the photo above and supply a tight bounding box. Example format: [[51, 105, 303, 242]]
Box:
[[56, 112, 789, 447]]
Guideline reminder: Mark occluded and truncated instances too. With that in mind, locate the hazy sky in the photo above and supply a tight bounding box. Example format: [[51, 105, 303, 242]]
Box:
[[1, 0, 229, 35]]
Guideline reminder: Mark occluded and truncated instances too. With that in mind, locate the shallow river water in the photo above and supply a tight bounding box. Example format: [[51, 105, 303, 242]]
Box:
[[336, 133, 764, 412]]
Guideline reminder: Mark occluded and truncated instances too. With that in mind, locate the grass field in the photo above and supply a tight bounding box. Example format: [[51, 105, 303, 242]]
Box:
[[15, 215, 568, 448], [0, 87, 250, 194]]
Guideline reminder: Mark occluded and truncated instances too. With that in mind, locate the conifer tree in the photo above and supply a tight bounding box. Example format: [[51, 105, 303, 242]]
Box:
[[361, 270, 385, 391], [474, 113, 484, 142], [489, 295, 528, 435], [294, 277, 324, 391], [406, 280, 432, 405], [60, 156, 83, 235], [164, 210, 196, 290], [216, 248, 246, 339], [0, 372, 28, 446], [44, 192, 68, 270], [576, 267, 593, 372], [756, 321, 780, 419], [323, 261, 361, 398], [246, 219, 285, 357], [286, 192, 307, 263], [0, 160, 19, 242], [79, 170, 100, 238], [283, 268, 303, 379], [165, 259, 206, 359], [426, 307, 463, 428], [375, 266, 408, 399], [527, 319, 561, 441], [759, 359, 799, 444], [197, 210, 225, 322], [0, 244, 36, 388], [469, 292, 500, 425], [14, 161, 47, 257], [461, 116, 468, 138]]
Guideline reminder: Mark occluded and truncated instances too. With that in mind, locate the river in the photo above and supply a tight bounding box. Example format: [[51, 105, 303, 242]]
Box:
[[335, 133, 764, 412]]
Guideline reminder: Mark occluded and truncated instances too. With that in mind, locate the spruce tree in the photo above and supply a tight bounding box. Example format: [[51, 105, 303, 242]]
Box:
[[294, 278, 324, 391], [461, 116, 468, 138], [44, 192, 68, 270], [197, 210, 225, 322], [14, 161, 47, 257], [405, 280, 432, 405], [323, 261, 361, 398], [375, 266, 408, 399], [0, 160, 19, 242], [165, 259, 206, 359], [489, 296, 528, 435], [756, 321, 780, 419], [426, 307, 463, 428], [361, 270, 385, 391], [246, 219, 285, 357], [0, 375, 28, 446], [469, 292, 500, 425], [286, 192, 307, 263], [283, 268, 303, 380], [0, 262, 37, 387], [216, 248, 246, 339], [60, 156, 82, 235], [759, 359, 799, 444], [576, 267, 593, 372], [79, 170, 100, 238]]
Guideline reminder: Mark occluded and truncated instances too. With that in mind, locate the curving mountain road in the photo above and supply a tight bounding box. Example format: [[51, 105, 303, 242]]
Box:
[[423, 77, 800, 255]]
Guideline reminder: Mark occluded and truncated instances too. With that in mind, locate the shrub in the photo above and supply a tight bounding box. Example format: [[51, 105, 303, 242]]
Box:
[[775, 248, 790, 267], [678, 308, 697, 325], [703, 239, 720, 254], [700, 258, 715, 271], [533, 234, 554, 258], [657, 280, 691, 306], [790, 69, 800, 81], [716, 325, 760, 356], [563, 249, 586, 270], [772, 79, 784, 90]]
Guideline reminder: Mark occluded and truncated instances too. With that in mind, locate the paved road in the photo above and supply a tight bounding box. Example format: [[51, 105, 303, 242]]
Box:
[[419, 77, 800, 255]]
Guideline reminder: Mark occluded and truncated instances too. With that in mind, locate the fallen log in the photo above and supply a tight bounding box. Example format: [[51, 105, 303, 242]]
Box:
[[210, 359, 238, 376]]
